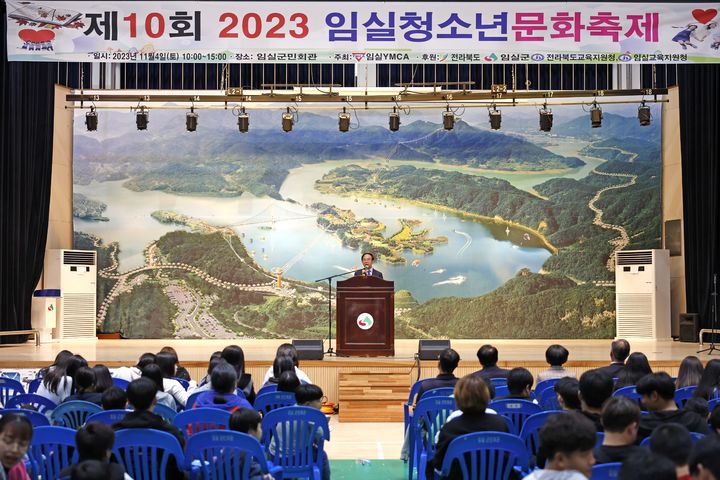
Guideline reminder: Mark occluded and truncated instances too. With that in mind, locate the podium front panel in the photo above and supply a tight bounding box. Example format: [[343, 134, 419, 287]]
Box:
[[336, 277, 394, 356]]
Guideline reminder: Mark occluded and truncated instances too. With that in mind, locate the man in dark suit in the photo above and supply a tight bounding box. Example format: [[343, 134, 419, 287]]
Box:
[[417, 348, 460, 399], [354, 252, 383, 278], [471, 344, 511, 381], [595, 339, 631, 379]]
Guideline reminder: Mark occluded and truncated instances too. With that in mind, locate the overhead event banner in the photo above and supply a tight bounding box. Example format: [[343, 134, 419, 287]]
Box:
[[5, 1, 720, 64]]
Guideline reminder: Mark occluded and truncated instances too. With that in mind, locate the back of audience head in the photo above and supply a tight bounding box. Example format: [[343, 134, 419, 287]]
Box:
[[438, 348, 460, 374], [92, 365, 113, 393], [686, 397, 710, 420], [70, 460, 116, 480], [677, 355, 704, 389], [210, 361, 238, 395], [276, 343, 300, 367], [74, 367, 97, 394], [578, 369, 614, 411], [229, 408, 262, 440], [76, 422, 115, 462], [221, 345, 246, 376], [601, 396, 640, 437], [454, 375, 490, 414], [554, 377, 581, 410], [135, 352, 156, 370], [277, 370, 300, 392], [126, 378, 157, 411], [635, 372, 676, 409], [617, 352, 652, 386], [295, 384, 323, 408], [141, 363, 166, 393], [476, 344, 499, 367], [272, 355, 295, 380], [695, 359, 720, 401], [690, 438, 720, 480], [159, 346, 180, 361], [101, 387, 127, 410], [611, 338, 631, 363], [619, 449, 678, 480], [538, 412, 596, 478], [206, 355, 223, 377], [43, 354, 88, 393], [649, 423, 692, 474], [545, 344, 569, 367], [506, 367, 533, 397], [154, 351, 177, 379]]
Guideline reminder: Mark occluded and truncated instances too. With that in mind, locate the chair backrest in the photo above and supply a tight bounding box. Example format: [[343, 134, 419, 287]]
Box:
[[112, 377, 130, 390], [596, 432, 605, 448], [27, 426, 78, 480], [173, 407, 231, 441], [27, 377, 42, 394], [253, 391, 296, 415], [518, 410, 563, 458], [494, 385, 510, 398], [538, 387, 561, 411], [185, 430, 279, 479], [152, 402, 178, 422], [113, 428, 185, 480], [4, 393, 57, 414], [173, 377, 190, 390], [490, 378, 508, 387], [408, 396, 457, 480], [613, 386, 643, 406], [438, 431, 530, 480], [591, 462, 622, 480], [86, 409, 132, 426], [186, 390, 203, 409], [0, 408, 51, 427], [710, 397, 720, 413], [0, 377, 25, 405], [407, 378, 435, 405], [51, 400, 102, 429], [640, 431, 705, 447], [419, 387, 455, 400], [534, 378, 561, 396], [261, 405, 330, 479], [489, 399, 543, 436], [256, 384, 278, 397], [675, 386, 698, 407]]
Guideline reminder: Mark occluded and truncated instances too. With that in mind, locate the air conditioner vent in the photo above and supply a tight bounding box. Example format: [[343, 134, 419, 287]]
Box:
[[616, 251, 653, 265], [63, 250, 96, 266]]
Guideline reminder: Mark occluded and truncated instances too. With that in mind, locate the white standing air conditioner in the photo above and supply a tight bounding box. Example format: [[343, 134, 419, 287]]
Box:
[[44, 249, 97, 339], [615, 249, 671, 340]]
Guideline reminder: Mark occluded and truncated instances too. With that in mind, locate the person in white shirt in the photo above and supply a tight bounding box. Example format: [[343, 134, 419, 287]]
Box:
[[112, 352, 155, 383], [155, 351, 192, 408], [141, 363, 177, 411], [262, 343, 312, 386], [35, 354, 87, 405]]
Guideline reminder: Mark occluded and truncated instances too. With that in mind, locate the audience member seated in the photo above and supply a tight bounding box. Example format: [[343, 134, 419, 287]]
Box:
[[676, 355, 704, 389], [63, 367, 103, 405], [155, 351, 191, 408], [160, 346, 191, 382], [101, 387, 127, 411], [60, 422, 129, 480], [522, 412, 596, 480], [0, 413, 33, 480], [194, 361, 253, 412], [221, 345, 255, 403], [694, 359, 720, 401], [277, 370, 300, 393], [427, 375, 510, 479], [496, 367, 536, 402], [686, 397, 710, 421], [636, 372, 709, 441], [595, 339, 631, 379], [37, 349, 73, 378], [618, 449, 678, 480], [229, 408, 274, 480], [197, 351, 222, 389], [141, 364, 177, 411], [690, 437, 720, 480], [615, 352, 652, 389], [471, 344, 511, 381], [417, 347, 460, 399], [262, 356, 296, 388], [92, 365, 114, 394], [36, 354, 87, 404], [709, 404, 720, 436], [594, 396, 643, 464], [555, 377, 581, 411], [537, 344, 574, 383], [112, 352, 155, 383], [649, 423, 693, 480], [262, 343, 312, 386], [578, 369, 614, 431]]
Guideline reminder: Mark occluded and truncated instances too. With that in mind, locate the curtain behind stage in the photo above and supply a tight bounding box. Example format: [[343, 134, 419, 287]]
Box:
[[0, 2, 57, 342], [679, 65, 720, 331]]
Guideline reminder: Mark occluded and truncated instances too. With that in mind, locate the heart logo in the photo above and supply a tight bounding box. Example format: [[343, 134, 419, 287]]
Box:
[[18, 29, 55, 43], [692, 8, 717, 24]]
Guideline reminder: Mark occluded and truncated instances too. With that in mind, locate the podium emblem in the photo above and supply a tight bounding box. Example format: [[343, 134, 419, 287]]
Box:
[[357, 313, 374, 330]]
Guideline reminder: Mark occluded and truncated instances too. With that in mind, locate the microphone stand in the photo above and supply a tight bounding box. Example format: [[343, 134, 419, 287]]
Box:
[[698, 273, 719, 355], [315, 269, 357, 356]]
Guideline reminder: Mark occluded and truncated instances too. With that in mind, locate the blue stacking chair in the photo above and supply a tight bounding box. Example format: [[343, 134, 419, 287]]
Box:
[[4, 393, 57, 414], [27, 377, 42, 394], [0, 408, 51, 427], [112, 377, 130, 390], [27, 426, 78, 480], [519, 411, 563, 459], [433, 432, 530, 480], [640, 431, 705, 447], [675, 386, 697, 407], [596, 432, 605, 448], [257, 384, 279, 397], [710, 397, 720, 413], [153, 402, 178, 422], [174, 377, 190, 390], [490, 378, 508, 387], [186, 390, 204, 409], [185, 430, 283, 480], [538, 387, 561, 411], [0, 377, 25, 405], [613, 386, 643, 406], [534, 378, 561, 397], [173, 407, 231, 441], [254, 391, 296, 415], [262, 405, 330, 480], [591, 462, 622, 480], [420, 387, 455, 400], [51, 400, 102, 429], [86, 409, 131, 426], [113, 428, 186, 480], [490, 399, 542, 436], [405, 378, 435, 431], [408, 396, 457, 480], [494, 385, 510, 398]]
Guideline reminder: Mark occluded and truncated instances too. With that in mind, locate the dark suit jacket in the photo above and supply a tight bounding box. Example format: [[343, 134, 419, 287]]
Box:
[[354, 268, 383, 278], [472, 365, 511, 381], [595, 362, 625, 379], [417, 373, 458, 400]]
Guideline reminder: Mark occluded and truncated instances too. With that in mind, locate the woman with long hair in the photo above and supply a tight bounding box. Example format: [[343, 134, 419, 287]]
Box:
[[141, 363, 177, 410], [92, 365, 114, 393], [676, 355, 704, 389], [36, 354, 88, 404], [694, 359, 720, 400], [615, 352, 652, 389], [221, 345, 255, 403], [155, 351, 190, 408], [193, 361, 252, 412]]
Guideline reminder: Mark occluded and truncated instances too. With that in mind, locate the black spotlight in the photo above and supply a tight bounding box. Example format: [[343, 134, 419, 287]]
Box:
[[186, 107, 198, 132], [590, 102, 603, 128], [539, 107, 553, 132], [136, 107, 149, 130], [489, 107, 502, 130], [389, 106, 400, 132], [442, 107, 455, 130], [638, 102, 651, 126], [338, 107, 351, 132], [85, 106, 98, 131], [238, 107, 249, 133], [282, 107, 294, 132]]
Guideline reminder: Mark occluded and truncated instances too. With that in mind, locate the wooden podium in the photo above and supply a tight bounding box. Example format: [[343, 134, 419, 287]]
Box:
[[336, 276, 395, 357]]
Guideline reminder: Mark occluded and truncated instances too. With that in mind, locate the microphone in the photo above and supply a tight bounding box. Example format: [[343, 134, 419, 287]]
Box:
[[362, 266, 369, 276]]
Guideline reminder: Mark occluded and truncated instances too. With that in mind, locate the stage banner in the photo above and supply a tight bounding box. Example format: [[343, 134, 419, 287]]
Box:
[[5, 1, 720, 64]]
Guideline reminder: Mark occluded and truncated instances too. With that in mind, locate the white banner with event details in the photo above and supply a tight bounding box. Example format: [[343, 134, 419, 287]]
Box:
[[4, 1, 720, 63]]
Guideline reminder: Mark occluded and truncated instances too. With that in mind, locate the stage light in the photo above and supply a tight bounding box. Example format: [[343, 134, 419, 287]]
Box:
[[489, 106, 501, 130], [136, 106, 149, 130], [85, 106, 98, 131], [638, 101, 651, 126], [282, 107, 294, 132], [186, 107, 198, 132], [338, 107, 351, 132], [590, 102, 603, 128], [389, 106, 400, 132], [442, 106, 455, 130], [238, 107, 249, 133], [539, 106, 553, 132]]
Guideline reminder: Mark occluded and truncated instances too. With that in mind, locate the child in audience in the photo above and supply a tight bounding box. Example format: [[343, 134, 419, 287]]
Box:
[[197, 351, 222, 388], [685, 397, 710, 420], [0, 413, 33, 480], [59, 422, 128, 480], [555, 377, 581, 410], [619, 449, 677, 480], [578, 369, 614, 431], [594, 396, 643, 464], [63, 367, 103, 405], [615, 352, 652, 389], [193, 361, 253, 412], [277, 370, 300, 393], [36, 354, 87, 404], [694, 359, 720, 401], [676, 355, 704, 389], [690, 437, 720, 479], [141, 364, 177, 410], [101, 387, 127, 410], [537, 345, 574, 383], [523, 412, 596, 480], [155, 351, 191, 408], [262, 356, 295, 388], [496, 367, 536, 402], [92, 365, 114, 393], [37, 349, 73, 378], [649, 423, 693, 480], [112, 352, 155, 383], [221, 345, 256, 403], [159, 346, 191, 381], [69, 460, 121, 480], [229, 408, 273, 480], [262, 343, 312, 385]]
